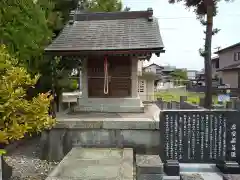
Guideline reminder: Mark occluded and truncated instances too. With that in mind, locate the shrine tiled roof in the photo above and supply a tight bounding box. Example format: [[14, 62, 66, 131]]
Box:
[[45, 9, 164, 55]]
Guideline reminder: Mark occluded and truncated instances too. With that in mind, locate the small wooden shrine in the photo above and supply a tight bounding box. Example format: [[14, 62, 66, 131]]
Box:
[[45, 8, 164, 112]]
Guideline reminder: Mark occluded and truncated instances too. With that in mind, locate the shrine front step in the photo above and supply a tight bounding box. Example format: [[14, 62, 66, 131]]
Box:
[[46, 148, 134, 180], [75, 97, 144, 113], [75, 105, 145, 113]]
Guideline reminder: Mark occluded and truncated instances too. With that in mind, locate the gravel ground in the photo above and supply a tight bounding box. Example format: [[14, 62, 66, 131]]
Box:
[[4, 138, 59, 180]]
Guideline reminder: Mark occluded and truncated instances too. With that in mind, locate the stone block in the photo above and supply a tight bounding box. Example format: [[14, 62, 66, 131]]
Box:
[[180, 163, 217, 173], [120, 130, 160, 149], [102, 118, 158, 130], [163, 176, 180, 180], [73, 120, 103, 129], [138, 174, 163, 180], [40, 131, 50, 160], [190, 173, 223, 180], [71, 130, 115, 147], [2, 156, 12, 180], [56, 119, 103, 129], [48, 129, 66, 162], [136, 155, 163, 174], [180, 174, 204, 180]]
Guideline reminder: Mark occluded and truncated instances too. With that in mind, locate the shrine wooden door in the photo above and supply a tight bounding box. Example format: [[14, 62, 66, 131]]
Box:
[[87, 56, 132, 98]]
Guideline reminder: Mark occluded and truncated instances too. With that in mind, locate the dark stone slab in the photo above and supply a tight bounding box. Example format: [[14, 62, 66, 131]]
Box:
[[216, 161, 240, 174], [159, 110, 240, 163], [164, 160, 180, 176]]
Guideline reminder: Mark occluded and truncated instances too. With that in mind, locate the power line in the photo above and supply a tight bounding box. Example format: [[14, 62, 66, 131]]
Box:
[[155, 14, 240, 19]]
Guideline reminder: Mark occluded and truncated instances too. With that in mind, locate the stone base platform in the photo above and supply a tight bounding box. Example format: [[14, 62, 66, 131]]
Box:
[[46, 148, 133, 180], [40, 104, 161, 161], [75, 97, 144, 113], [135, 154, 235, 180]]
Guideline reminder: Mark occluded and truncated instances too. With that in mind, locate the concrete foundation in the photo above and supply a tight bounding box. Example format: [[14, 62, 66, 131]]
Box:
[[40, 104, 161, 162]]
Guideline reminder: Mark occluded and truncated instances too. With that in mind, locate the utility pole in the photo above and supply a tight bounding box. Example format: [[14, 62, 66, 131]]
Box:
[[214, 46, 221, 52], [204, 0, 214, 109]]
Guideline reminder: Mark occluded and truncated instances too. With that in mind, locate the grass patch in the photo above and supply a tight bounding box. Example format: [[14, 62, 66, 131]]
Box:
[[155, 90, 218, 105]]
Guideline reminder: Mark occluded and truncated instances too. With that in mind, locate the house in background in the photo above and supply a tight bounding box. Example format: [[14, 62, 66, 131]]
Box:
[[215, 42, 240, 88], [211, 56, 220, 79], [187, 70, 197, 80], [161, 65, 176, 81], [142, 63, 185, 90], [143, 63, 163, 77], [143, 63, 177, 80], [138, 71, 158, 101]]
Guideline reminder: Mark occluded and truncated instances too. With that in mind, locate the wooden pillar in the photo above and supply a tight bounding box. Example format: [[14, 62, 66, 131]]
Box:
[[81, 58, 88, 99], [131, 57, 138, 98]]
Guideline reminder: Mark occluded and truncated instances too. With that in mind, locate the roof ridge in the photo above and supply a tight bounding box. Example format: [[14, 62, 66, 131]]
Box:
[[69, 8, 154, 22]]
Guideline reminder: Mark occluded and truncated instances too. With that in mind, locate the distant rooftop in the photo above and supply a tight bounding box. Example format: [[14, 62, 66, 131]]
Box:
[[211, 56, 219, 61], [214, 42, 240, 54]]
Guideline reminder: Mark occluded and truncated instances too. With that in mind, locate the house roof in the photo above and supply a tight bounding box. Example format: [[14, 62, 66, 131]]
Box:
[[187, 70, 198, 72], [139, 71, 159, 80], [211, 56, 219, 61], [217, 62, 240, 72], [143, 63, 163, 69], [45, 9, 165, 56], [214, 42, 240, 54], [162, 66, 176, 72], [196, 70, 205, 75]]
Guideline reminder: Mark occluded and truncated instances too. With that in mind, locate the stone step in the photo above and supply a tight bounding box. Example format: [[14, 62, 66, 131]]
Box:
[[136, 154, 163, 180], [46, 148, 134, 180], [74, 97, 144, 113], [75, 104, 144, 113]]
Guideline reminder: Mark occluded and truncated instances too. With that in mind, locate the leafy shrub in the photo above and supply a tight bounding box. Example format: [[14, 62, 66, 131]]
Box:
[[0, 45, 56, 145], [69, 79, 78, 91]]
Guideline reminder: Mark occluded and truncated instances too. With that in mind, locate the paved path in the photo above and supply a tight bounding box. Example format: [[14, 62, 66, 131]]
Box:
[[46, 148, 133, 180]]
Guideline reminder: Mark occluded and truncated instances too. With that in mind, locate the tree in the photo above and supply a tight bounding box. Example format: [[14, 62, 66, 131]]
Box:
[[0, 0, 52, 69], [88, 0, 123, 12], [168, 0, 230, 109], [169, 69, 188, 85], [36, 0, 128, 94], [170, 69, 188, 80], [0, 0, 130, 102], [0, 45, 55, 146]]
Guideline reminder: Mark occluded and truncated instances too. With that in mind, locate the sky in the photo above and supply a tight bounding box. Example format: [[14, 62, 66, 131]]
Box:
[[122, 0, 240, 70]]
